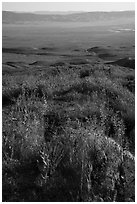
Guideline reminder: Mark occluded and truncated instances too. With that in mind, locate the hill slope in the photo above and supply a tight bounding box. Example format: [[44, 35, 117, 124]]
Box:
[[2, 10, 135, 24]]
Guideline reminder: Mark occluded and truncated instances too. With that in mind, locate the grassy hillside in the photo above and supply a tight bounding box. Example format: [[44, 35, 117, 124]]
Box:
[[2, 61, 135, 201], [2, 13, 135, 201]]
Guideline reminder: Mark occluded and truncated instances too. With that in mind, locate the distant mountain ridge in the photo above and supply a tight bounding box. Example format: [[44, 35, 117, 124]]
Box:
[[2, 10, 135, 24], [33, 11, 84, 15]]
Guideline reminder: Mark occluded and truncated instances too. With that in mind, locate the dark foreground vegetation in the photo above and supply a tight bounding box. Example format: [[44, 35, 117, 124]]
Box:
[[2, 60, 135, 201]]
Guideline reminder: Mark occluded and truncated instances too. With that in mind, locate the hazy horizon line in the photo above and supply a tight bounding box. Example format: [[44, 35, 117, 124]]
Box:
[[3, 9, 135, 13]]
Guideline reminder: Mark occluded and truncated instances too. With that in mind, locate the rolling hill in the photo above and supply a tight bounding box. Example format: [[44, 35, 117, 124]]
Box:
[[2, 10, 135, 24]]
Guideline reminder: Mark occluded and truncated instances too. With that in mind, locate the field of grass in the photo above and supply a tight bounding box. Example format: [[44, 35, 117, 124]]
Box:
[[2, 22, 135, 202]]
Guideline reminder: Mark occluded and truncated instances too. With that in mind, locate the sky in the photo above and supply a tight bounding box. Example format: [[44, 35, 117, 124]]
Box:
[[2, 2, 135, 12]]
